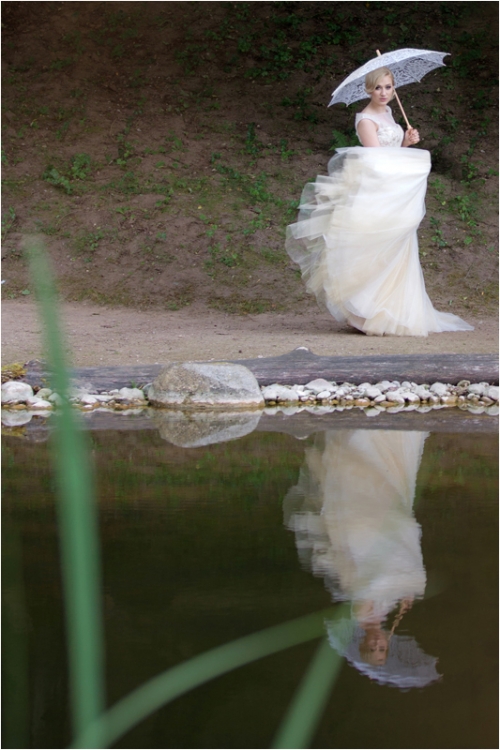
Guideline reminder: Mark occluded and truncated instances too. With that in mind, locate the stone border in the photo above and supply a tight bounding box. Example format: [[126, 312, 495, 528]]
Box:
[[1, 376, 498, 423]]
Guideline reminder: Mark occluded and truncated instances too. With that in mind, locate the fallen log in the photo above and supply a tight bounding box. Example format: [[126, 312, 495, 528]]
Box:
[[21, 349, 499, 391], [235, 349, 499, 386]]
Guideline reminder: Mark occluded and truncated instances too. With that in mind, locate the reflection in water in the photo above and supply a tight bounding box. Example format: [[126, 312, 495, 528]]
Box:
[[284, 430, 441, 689]]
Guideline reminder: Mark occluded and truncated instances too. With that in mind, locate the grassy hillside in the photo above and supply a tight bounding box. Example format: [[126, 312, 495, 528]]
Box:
[[1, 1, 498, 316]]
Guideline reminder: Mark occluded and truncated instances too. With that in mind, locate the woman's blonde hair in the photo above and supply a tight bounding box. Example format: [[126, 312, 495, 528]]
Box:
[[365, 66, 395, 96]]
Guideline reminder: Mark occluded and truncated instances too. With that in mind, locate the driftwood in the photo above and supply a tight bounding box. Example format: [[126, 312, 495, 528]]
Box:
[[21, 350, 499, 390], [235, 349, 499, 386]]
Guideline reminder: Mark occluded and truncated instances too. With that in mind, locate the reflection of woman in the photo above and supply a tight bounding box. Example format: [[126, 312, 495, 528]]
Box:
[[284, 429, 441, 688], [286, 66, 473, 337]]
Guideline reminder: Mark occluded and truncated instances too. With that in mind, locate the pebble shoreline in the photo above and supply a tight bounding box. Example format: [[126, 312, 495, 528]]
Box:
[[1, 378, 498, 425]]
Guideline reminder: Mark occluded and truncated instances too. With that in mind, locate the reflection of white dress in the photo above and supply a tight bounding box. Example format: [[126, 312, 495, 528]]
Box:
[[284, 430, 428, 619], [286, 107, 474, 336]]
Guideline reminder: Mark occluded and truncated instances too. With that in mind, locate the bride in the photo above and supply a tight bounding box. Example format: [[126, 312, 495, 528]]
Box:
[[286, 66, 474, 336]]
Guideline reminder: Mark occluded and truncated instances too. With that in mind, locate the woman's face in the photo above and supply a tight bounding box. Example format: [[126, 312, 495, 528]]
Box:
[[361, 629, 389, 666], [370, 74, 394, 107]]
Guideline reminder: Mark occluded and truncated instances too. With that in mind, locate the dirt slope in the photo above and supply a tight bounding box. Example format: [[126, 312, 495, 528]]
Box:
[[1, 1, 498, 362]]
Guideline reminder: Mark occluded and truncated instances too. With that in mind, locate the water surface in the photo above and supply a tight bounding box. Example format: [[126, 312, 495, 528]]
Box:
[[2, 423, 498, 748]]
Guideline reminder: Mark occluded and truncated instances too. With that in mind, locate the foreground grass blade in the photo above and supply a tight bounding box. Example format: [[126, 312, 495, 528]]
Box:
[[272, 632, 345, 749], [27, 241, 105, 745], [70, 608, 338, 749]]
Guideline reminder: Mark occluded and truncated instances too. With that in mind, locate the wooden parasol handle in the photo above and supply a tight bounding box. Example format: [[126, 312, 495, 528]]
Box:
[[376, 49, 412, 130]]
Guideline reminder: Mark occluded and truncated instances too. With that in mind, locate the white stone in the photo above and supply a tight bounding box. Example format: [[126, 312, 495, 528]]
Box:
[[28, 399, 53, 409], [487, 405, 499, 416], [81, 394, 99, 405], [262, 385, 299, 402], [467, 384, 485, 396], [414, 386, 430, 401], [364, 386, 382, 399], [149, 362, 264, 408], [119, 387, 146, 401], [316, 390, 332, 400], [401, 391, 420, 403], [430, 382, 449, 397], [487, 386, 499, 401], [37, 388, 52, 399], [305, 379, 334, 394], [387, 392, 405, 404], [1, 381, 34, 404], [48, 393, 64, 406]]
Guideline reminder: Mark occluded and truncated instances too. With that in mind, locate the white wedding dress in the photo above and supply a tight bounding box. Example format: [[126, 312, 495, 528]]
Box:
[[286, 107, 474, 336], [283, 430, 428, 612]]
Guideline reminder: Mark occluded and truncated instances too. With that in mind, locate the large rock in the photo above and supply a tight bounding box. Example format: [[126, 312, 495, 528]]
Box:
[[148, 362, 265, 408], [154, 409, 262, 447], [1, 381, 34, 403]]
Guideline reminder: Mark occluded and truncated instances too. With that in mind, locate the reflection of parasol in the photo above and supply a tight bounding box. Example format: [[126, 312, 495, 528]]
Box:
[[326, 618, 441, 689], [328, 47, 450, 129]]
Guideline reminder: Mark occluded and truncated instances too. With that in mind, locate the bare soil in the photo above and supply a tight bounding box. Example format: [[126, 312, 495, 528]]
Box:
[[1, 2, 498, 368], [2, 299, 497, 369]]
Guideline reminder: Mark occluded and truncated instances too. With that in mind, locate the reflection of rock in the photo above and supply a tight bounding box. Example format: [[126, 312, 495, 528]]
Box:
[[1, 409, 34, 427], [148, 362, 264, 408], [154, 409, 262, 447]]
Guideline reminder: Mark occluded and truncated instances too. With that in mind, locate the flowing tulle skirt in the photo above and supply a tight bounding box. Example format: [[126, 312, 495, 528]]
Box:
[[286, 147, 474, 336], [284, 430, 427, 610]]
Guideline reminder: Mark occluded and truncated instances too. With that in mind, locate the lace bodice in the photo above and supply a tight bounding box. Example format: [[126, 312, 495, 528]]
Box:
[[355, 106, 404, 148]]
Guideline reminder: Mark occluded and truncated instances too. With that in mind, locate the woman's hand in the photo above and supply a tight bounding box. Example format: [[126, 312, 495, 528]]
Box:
[[402, 127, 420, 147]]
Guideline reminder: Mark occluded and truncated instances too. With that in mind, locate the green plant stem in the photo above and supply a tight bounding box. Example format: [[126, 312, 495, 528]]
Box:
[[27, 240, 105, 745], [70, 607, 340, 749], [272, 635, 345, 749]]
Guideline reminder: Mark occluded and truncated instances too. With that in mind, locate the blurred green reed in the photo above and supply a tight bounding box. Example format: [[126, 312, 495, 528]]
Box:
[[27, 240, 106, 747], [16, 239, 347, 749]]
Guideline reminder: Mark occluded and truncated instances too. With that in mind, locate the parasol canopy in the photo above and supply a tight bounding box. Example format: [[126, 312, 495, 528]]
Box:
[[329, 48, 450, 108]]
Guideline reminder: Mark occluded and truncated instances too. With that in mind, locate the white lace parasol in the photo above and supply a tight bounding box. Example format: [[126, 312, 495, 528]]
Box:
[[329, 48, 450, 107], [326, 617, 442, 689]]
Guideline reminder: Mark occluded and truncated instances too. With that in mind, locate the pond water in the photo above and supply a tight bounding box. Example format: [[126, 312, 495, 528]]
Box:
[[2, 418, 498, 749]]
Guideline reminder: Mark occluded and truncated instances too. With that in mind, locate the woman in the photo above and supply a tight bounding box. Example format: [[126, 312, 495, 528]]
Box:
[[286, 66, 473, 336]]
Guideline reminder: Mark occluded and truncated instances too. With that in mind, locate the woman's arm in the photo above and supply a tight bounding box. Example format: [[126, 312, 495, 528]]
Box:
[[356, 118, 381, 147], [402, 127, 420, 147]]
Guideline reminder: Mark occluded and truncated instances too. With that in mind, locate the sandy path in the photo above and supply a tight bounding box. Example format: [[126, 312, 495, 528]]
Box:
[[1, 299, 498, 368]]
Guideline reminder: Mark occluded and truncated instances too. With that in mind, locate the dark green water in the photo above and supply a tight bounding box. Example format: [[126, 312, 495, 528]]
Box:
[[2, 424, 498, 749]]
